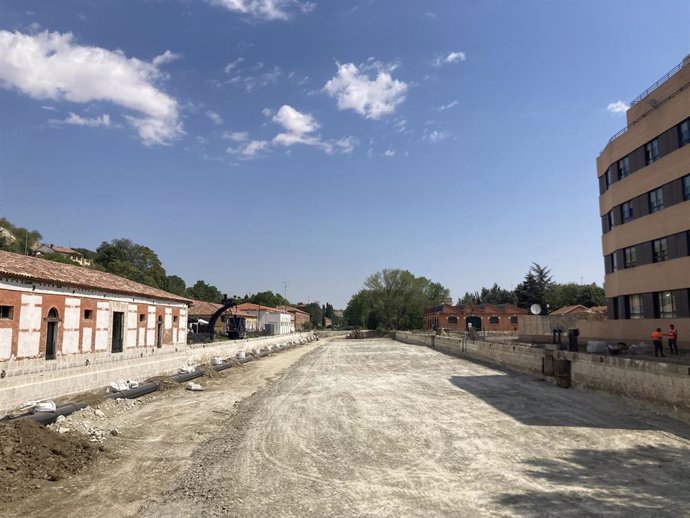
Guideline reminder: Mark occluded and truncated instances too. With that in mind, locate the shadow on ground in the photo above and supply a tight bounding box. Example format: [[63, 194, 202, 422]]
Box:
[[497, 444, 690, 517], [448, 374, 690, 439]]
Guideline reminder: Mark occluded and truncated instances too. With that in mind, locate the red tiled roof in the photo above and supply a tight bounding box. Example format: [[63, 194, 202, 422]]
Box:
[[41, 244, 81, 255], [234, 302, 282, 313], [550, 305, 589, 316], [0, 250, 191, 303], [276, 305, 309, 315], [188, 300, 224, 316]]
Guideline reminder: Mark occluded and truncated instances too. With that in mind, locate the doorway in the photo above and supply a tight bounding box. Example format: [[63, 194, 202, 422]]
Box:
[[45, 308, 59, 360], [465, 315, 482, 331], [112, 312, 124, 353], [156, 316, 163, 348]]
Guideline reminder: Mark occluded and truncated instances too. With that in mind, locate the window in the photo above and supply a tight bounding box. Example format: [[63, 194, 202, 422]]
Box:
[[610, 253, 619, 272], [84, 309, 93, 320], [604, 167, 613, 190], [607, 210, 615, 230], [679, 119, 690, 147], [510, 316, 518, 324], [620, 201, 633, 223], [489, 316, 499, 324], [447, 315, 458, 324], [653, 238, 668, 263], [657, 291, 676, 318], [683, 175, 690, 201], [617, 156, 630, 179], [0, 306, 13, 319], [649, 188, 664, 213], [139, 314, 146, 322], [645, 139, 659, 164], [627, 294, 643, 319], [624, 246, 637, 268], [173, 315, 178, 323]]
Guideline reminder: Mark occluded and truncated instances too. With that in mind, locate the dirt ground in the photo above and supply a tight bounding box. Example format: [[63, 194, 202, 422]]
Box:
[[4, 337, 690, 517], [1, 342, 320, 518]]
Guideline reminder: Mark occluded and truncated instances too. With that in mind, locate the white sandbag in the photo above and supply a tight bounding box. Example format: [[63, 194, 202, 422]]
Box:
[[211, 356, 224, 366], [32, 401, 57, 413], [186, 382, 204, 391], [179, 365, 196, 374], [237, 351, 246, 360]]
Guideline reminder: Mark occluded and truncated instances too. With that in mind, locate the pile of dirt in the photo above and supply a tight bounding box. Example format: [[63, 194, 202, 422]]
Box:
[[0, 419, 99, 502], [48, 399, 142, 443]]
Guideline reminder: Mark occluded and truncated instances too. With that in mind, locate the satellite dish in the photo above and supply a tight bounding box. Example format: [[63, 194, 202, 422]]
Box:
[[530, 304, 542, 315]]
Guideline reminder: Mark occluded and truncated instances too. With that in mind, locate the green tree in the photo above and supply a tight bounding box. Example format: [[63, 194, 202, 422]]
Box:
[[0, 217, 42, 254], [346, 269, 450, 330], [94, 238, 167, 288], [249, 291, 290, 307], [40, 252, 84, 266], [302, 302, 324, 327], [163, 275, 187, 296], [545, 282, 606, 310], [515, 263, 553, 310], [480, 283, 516, 305], [186, 280, 223, 303]]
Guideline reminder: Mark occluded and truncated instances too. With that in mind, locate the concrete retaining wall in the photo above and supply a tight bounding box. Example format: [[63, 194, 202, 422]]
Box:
[[0, 333, 314, 415], [395, 331, 690, 424]]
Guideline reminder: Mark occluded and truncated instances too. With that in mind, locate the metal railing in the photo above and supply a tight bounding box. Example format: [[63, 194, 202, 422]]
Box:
[[629, 58, 687, 107], [602, 56, 690, 152]]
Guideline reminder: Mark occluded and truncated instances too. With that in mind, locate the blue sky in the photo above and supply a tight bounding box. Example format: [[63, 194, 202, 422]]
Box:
[[0, 0, 688, 308]]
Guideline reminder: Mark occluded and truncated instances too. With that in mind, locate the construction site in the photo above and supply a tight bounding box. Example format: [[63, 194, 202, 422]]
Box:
[[2, 335, 690, 517]]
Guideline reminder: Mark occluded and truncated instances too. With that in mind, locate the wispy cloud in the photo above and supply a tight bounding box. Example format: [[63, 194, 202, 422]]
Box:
[[433, 51, 466, 67], [51, 112, 111, 127], [437, 100, 458, 111], [607, 100, 629, 114], [223, 131, 248, 142], [384, 149, 396, 157], [0, 30, 182, 145], [208, 0, 315, 21], [152, 50, 180, 67], [424, 129, 449, 142], [206, 110, 223, 125], [324, 61, 408, 120]]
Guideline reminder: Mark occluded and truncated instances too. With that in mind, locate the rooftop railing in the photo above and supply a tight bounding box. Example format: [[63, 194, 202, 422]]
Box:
[[603, 55, 689, 150]]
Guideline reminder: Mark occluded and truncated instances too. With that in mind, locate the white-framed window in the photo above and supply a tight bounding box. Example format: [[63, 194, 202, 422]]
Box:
[[627, 294, 643, 319], [657, 291, 676, 318]]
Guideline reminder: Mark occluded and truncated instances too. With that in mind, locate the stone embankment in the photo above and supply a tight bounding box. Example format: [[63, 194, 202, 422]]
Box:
[[396, 331, 690, 425]]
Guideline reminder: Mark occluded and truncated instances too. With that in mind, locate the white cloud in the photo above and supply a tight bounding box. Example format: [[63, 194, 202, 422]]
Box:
[[261, 107, 272, 117], [271, 104, 355, 154], [324, 61, 408, 120], [240, 139, 269, 156], [0, 30, 182, 145], [607, 100, 629, 114], [433, 51, 466, 66], [206, 110, 223, 125], [384, 149, 396, 157], [51, 112, 111, 127], [223, 131, 248, 142], [272, 104, 319, 135], [437, 100, 458, 111], [208, 0, 314, 20], [152, 50, 180, 67], [224, 57, 244, 74], [424, 129, 449, 142]]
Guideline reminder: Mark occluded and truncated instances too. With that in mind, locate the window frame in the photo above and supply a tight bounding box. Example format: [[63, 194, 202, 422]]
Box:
[[623, 246, 637, 268], [657, 291, 676, 319], [627, 294, 643, 319], [83, 309, 93, 320], [679, 119, 690, 147], [683, 175, 690, 202], [447, 315, 458, 324], [649, 187, 664, 213], [652, 238, 668, 263], [645, 139, 660, 165], [617, 156, 630, 179], [0, 305, 13, 319], [620, 201, 633, 223]]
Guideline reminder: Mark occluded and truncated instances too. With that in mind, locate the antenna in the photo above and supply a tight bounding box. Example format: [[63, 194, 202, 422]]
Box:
[[530, 304, 542, 315]]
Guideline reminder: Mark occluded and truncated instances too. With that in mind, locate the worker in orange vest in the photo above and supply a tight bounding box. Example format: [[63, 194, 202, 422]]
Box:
[[668, 324, 678, 355], [651, 328, 664, 357]]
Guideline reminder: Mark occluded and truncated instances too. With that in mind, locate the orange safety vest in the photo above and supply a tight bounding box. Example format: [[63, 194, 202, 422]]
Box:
[[651, 331, 663, 341], [668, 329, 678, 340]]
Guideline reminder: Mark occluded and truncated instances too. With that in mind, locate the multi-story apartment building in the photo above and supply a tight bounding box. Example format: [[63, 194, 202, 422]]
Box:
[[597, 56, 690, 343]]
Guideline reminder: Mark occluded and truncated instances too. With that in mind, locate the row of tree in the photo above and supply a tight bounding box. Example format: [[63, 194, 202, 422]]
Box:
[[344, 269, 451, 330], [0, 217, 340, 326], [457, 263, 606, 311]]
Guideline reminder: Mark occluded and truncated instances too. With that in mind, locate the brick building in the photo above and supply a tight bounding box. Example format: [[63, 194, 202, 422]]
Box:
[[0, 250, 190, 362], [424, 303, 527, 332]]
